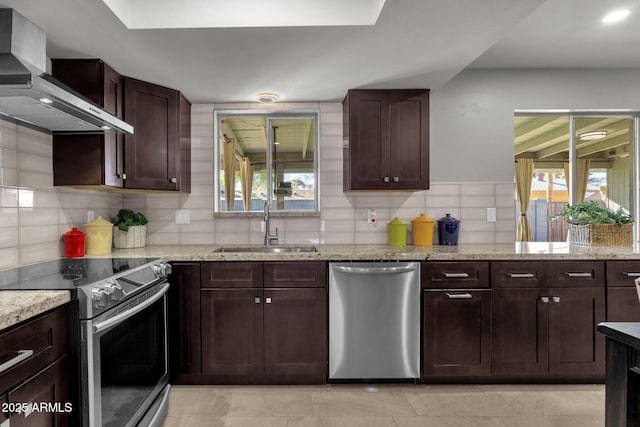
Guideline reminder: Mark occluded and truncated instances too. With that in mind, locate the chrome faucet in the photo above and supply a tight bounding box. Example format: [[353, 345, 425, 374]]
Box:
[[263, 201, 279, 246]]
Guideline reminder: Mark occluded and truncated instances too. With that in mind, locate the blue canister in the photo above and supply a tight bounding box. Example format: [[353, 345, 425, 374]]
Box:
[[437, 213, 460, 245]]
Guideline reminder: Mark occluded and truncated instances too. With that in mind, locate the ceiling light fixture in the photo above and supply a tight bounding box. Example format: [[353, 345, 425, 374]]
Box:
[[39, 98, 53, 104], [601, 9, 632, 24], [579, 130, 608, 141], [255, 93, 279, 103]]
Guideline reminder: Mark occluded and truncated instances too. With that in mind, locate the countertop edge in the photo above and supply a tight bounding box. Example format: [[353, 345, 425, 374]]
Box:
[[0, 290, 71, 331]]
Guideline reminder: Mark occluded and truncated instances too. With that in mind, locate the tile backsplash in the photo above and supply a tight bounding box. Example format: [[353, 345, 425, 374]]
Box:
[[0, 102, 515, 269]]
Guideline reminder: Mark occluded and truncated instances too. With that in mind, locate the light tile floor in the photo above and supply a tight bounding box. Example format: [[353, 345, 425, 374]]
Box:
[[161, 383, 605, 427]]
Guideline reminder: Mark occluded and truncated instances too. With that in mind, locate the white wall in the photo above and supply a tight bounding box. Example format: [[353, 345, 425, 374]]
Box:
[[430, 68, 640, 182]]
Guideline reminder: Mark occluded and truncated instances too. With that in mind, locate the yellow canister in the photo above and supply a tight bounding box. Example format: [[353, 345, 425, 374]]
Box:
[[411, 213, 435, 246], [387, 217, 407, 246], [85, 216, 113, 255]]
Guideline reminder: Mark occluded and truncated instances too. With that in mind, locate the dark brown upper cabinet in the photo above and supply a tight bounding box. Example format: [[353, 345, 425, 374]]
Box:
[[343, 89, 429, 191], [51, 60, 191, 192], [123, 77, 190, 192], [52, 59, 125, 188]]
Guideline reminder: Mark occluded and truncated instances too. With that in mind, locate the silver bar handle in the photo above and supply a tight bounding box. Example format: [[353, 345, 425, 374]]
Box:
[[541, 296, 549, 303], [553, 296, 561, 303], [508, 273, 535, 278], [564, 272, 592, 278], [446, 292, 472, 299], [622, 272, 640, 277], [0, 349, 34, 374], [93, 282, 170, 334], [443, 272, 469, 278], [332, 265, 417, 274]]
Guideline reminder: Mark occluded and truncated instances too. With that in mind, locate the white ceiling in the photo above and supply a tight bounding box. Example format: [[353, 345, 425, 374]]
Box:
[[0, 0, 637, 103]]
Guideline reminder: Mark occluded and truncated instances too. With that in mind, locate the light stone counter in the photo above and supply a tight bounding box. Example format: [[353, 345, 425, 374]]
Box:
[[2, 242, 638, 332], [0, 290, 70, 331], [105, 242, 640, 261]]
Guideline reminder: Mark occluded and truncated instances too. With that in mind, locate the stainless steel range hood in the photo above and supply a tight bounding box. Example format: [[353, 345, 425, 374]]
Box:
[[0, 8, 133, 135]]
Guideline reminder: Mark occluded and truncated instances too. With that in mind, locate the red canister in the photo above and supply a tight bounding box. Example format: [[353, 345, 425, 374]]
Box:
[[63, 227, 85, 258]]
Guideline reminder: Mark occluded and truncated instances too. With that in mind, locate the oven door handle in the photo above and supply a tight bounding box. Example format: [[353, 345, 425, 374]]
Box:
[[93, 282, 170, 334]]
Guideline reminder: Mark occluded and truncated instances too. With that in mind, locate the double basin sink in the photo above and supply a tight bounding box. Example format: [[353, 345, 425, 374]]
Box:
[[213, 245, 318, 253]]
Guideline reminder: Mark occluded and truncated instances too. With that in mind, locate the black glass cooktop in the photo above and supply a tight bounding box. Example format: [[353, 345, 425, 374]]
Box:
[[0, 258, 160, 290]]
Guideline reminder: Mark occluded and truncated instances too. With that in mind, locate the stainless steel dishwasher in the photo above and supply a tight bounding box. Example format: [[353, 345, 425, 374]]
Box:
[[328, 262, 420, 380]]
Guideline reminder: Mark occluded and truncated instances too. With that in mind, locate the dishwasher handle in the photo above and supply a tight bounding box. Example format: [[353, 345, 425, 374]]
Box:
[[332, 265, 417, 274]]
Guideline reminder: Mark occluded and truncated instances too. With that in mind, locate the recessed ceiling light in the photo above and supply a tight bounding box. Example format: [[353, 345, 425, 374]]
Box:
[[255, 93, 279, 103], [579, 131, 608, 141], [39, 98, 53, 104], [601, 9, 632, 24]]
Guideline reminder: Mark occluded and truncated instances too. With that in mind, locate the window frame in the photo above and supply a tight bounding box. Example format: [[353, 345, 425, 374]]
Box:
[[213, 108, 320, 215]]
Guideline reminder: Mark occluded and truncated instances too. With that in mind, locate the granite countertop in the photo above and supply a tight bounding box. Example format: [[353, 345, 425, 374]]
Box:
[[103, 242, 640, 261], [0, 291, 70, 331], [2, 242, 640, 332]]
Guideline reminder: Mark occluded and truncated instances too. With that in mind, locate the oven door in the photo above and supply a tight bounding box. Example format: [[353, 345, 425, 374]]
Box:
[[82, 281, 170, 427]]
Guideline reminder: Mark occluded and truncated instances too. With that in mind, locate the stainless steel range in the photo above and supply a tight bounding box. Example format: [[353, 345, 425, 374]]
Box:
[[0, 257, 172, 427]]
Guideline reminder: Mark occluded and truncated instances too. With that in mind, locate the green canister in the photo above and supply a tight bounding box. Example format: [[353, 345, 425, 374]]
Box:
[[387, 217, 407, 246]]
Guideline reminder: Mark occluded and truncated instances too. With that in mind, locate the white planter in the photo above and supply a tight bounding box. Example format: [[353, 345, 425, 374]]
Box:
[[113, 225, 147, 249]]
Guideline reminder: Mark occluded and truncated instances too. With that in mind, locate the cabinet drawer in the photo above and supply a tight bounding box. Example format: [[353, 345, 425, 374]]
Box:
[[0, 306, 67, 396], [491, 262, 546, 288], [547, 261, 604, 287], [422, 262, 489, 289], [264, 262, 326, 288], [607, 261, 640, 287], [201, 262, 263, 288]]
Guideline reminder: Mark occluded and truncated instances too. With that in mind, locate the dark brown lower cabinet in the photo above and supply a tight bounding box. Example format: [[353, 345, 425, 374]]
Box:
[[264, 288, 327, 384], [422, 290, 491, 378], [168, 262, 201, 383], [201, 289, 264, 383], [492, 287, 605, 380], [8, 357, 68, 427], [200, 287, 326, 384], [607, 287, 640, 322]]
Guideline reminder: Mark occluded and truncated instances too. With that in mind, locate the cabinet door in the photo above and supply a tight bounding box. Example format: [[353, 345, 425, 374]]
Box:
[[263, 288, 327, 384], [102, 63, 125, 187], [548, 287, 605, 378], [123, 77, 179, 190], [8, 357, 68, 427], [423, 290, 491, 378], [492, 288, 549, 377], [201, 289, 263, 382], [344, 90, 388, 190], [51, 59, 124, 188], [608, 287, 640, 321], [388, 90, 429, 190], [168, 262, 201, 382]]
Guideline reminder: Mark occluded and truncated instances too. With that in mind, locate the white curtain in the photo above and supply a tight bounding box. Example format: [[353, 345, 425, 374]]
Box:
[[222, 138, 236, 211], [564, 159, 591, 204], [515, 158, 533, 241], [239, 156, 254, 212]]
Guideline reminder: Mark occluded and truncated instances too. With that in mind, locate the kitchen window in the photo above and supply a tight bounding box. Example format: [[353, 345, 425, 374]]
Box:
[[213, 110, 319, 213]]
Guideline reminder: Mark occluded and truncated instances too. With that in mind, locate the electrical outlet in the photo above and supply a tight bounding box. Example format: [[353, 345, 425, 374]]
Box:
[[87, 210, 95, 222], [486, 207, 497, 223], [175, 210, 190, 225], [367, 209, 377, 224]]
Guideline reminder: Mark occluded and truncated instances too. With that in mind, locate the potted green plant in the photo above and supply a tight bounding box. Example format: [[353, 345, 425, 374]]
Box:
[[112, 209, 148, 249], [549, 201, 632, 245]]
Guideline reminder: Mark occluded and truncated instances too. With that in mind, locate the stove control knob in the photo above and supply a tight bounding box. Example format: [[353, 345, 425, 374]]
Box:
[[152, 262, 172, 278], [92, 288, 107, 308], [104, 280, 123, 301]]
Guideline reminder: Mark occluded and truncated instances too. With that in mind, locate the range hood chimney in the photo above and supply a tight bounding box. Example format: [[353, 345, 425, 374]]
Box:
[[0, 9, 133, 134]]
